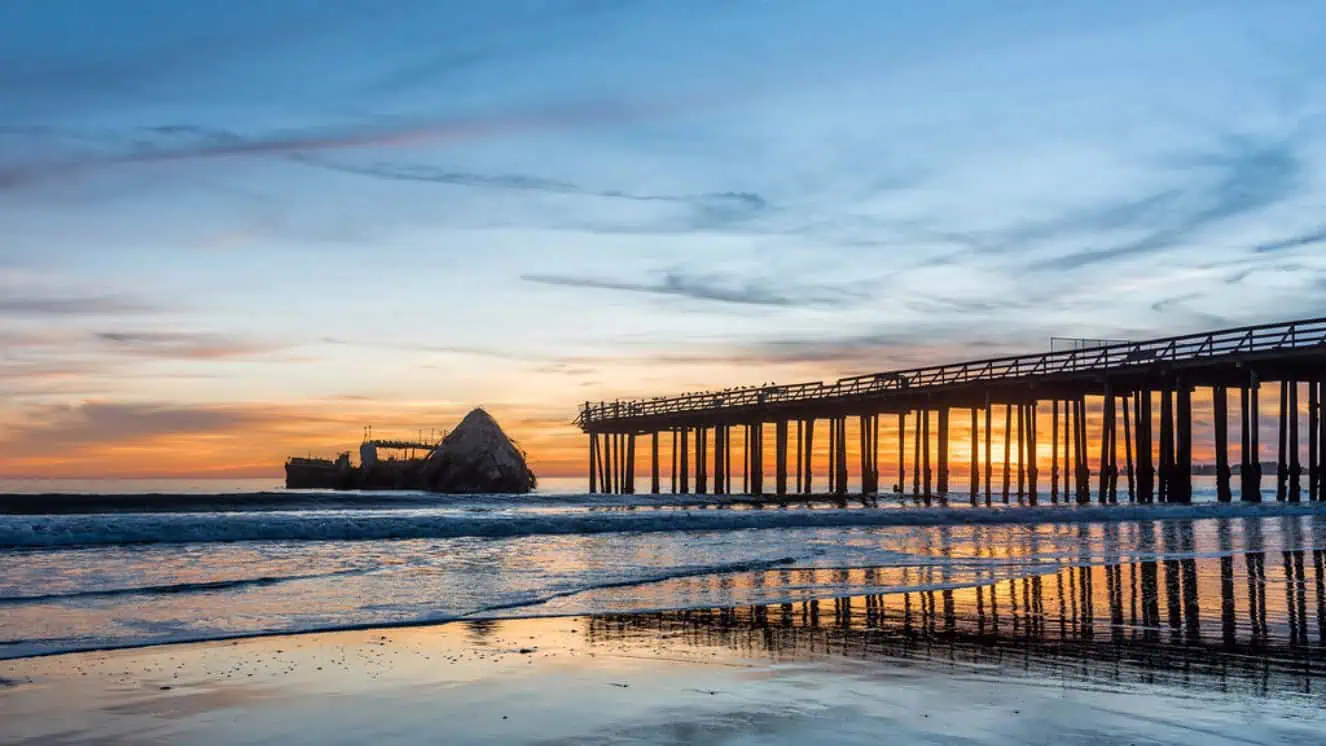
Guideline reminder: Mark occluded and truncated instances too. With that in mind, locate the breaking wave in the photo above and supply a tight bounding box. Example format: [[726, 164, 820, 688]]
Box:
[[4, 501, 1326, 548]]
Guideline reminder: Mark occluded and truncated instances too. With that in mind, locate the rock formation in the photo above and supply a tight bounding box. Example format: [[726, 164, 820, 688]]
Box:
[[422, 408, 536, 493]]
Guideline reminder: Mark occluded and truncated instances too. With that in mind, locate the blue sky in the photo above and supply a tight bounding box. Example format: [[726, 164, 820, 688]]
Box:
[[2, 0, 1326, 476]]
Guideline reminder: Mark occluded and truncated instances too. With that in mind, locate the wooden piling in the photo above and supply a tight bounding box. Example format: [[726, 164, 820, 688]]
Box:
[[1159, 388, 1173, 503], [1051, 400, 1060, 502], [1249, 374, 1262, 502], [805, 418, 815, 495], [1123, 394, 1135, 502], [1289, 380, 1301, 502], [713, 426, 726, 495], [984, 399, 993, 506], [1075, 397, 1090, 504], [695, 427, 707, 495], [1214, 386, 1230, 501], [671, 430, 678, 494], [913, 410, 922, 496], [922, 410, 932, 500], [679, 428, 689, 494], [970, 408, 979, 503], [1175, 383, 1192, 504], [794, 420, 803, 495], [1138, 390, 1154, 504], [1027, 402, 1039, 505], [897, 413, 906, 495], [588, 433, 599, 494], [1098, 385, 1113, 504], [776, 420, 789, 496], [1278, 381, 1289, 502], [1001, 404, 1012, 504], [836, 416, 849, 495], [937, 407, 950, 496], [1015, 402, 1026, 501], [752, 422, 765, 497], [1312, 382, 1321, 502], [626, 433, 637, 494]]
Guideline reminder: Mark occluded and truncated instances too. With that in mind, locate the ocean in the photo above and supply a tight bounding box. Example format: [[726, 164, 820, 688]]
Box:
[[4, 477, 1326, 663]]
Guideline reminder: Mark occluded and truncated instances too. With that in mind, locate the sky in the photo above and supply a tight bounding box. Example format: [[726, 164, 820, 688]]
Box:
[[2, 0, 1326, 480]]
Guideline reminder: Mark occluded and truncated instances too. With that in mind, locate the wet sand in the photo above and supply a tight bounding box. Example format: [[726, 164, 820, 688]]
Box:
[[5, 553, 1326, 746]]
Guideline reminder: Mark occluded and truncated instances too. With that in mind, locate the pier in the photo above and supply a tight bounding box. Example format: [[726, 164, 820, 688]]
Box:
[[576, 317, 1326, 503]]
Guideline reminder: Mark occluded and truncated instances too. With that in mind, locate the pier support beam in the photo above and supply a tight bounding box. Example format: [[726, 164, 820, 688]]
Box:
[[804, 418, 816, 495], [1001, 404, 1012, 504], [1123, 395, 1135, 502], [921, 410, 932, 501], [670, 430, 678, 494], [937, 407, 950, 496], [836, 416, 849, 496], [1312, 381, 1322, 502], [1214, 387, 1230, 502], [897, 413, 907, 495], [1018, 402, 1028, 500], [913, 410, 922, 496], [625, 433, 636, 495], [984, 399, 993, 506], [1278, 382, 1289, 502], [1244, 374, 1262, 502], [751, 422, 765, 497], [1159, 388, 1173, 503], [1289, 380, 1301, 502], [860, 414, 878, 495], [1175, 383, 1192, 504], [776, 420, 789, 496], [1027, 402, 1039, 505], [713, 426, 726, 496], [1098, 385, 1113, 504], [1075, 397, 1090, 504], [651, 432, 660, 494], [679, 428, 690, 494], [970, 408, 979, 504], [588, 433, 599, 494], [1051, 400, 1060, 503], [695, 427, 707, 495], [1138, 390, 1153, 504]]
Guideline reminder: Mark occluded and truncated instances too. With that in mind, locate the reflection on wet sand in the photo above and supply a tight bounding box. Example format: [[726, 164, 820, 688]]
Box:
[[589, 544, 1326, 698]]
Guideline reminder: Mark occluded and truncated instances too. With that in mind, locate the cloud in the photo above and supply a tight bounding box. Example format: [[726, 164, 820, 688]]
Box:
[[95, 332, 279, 360], [521, 270, 861, 308], [320, 337, 532, 362], [0, 296, 153, 316], [293, 157, 770, 232], [1253, 227, 1326, 253], [0, 97, 710, 189], [0, 401, 268, 452], [962, 135, 1308, 271]]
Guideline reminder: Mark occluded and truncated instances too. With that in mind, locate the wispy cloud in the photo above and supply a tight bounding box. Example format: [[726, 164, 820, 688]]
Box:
[[0, 97, 712, 189], [521, 270, 862, 308], [0, 296, 153, 316], [320, 336, 532, 362], [1253, 227, 1326, 253], [0, 401, 269, 453], [1035, 135, 1307, 270], [95, 332, 280, 360]]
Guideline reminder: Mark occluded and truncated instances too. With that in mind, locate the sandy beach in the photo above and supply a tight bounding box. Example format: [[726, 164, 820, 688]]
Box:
[[6, 565, 1326, 746]]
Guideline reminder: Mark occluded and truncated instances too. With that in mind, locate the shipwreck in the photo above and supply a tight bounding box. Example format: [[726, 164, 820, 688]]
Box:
[[284, 408, 536, 493]]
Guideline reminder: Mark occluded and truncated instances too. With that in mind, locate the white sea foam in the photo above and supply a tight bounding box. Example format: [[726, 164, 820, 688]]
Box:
[[3, 501, 1326, 548]]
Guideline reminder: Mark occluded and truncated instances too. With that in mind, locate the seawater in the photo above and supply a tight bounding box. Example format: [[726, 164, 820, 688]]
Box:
[[4, 478, 1326, 660]]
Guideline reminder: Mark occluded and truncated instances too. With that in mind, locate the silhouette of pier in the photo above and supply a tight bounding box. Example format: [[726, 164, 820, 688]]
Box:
[[577, 317, 1326, 502]]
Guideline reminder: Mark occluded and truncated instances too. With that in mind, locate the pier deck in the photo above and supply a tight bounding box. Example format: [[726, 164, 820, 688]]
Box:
[[576, 317, 1326, 503]]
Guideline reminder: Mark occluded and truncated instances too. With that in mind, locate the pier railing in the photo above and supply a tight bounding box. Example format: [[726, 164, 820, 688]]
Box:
[[577, 317, 1326, 428]]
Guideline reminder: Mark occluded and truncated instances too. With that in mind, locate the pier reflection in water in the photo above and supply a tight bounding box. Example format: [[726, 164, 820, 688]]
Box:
[[587, 523, 1326, 698]]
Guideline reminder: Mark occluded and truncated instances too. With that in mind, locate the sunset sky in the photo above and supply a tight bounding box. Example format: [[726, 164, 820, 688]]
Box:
[[3, 1, 1326, 480]]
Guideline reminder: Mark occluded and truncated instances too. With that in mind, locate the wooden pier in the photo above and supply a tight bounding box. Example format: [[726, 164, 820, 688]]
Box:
[[576, 317, 1326, 503]]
